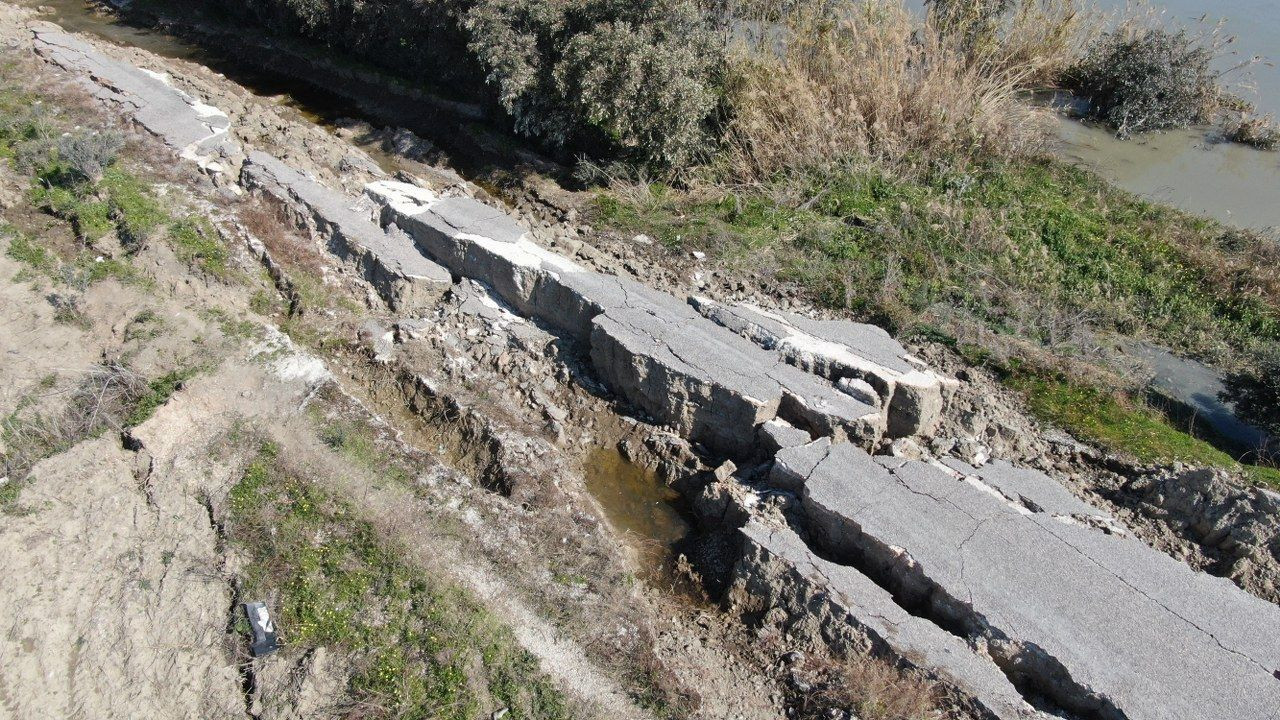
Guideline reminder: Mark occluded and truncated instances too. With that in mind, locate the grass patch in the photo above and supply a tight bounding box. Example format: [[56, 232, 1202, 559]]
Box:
[[123, 368, 196, 427], [167, 215, 229, 277], [3, 224, 55, 275], [316, 415, 413, 486], [102, 167, 166, 245], [1, 364, 196, 509], [595, 159, 1278, 360], [1011, 373, 1280, 488], [227, 441, 570, 720]]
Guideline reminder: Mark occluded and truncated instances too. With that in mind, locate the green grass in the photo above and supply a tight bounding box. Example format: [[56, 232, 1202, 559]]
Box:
[[597, 159, 1280, 486], [167, 216, 229, 277], [595, 158, 1278, 357], [124, 369, 196, 427], [317, 415, 414, 485], [102, 167, 166, 245], [1012, 374, 1280, 488], [3, 225, 54, 275], [228, 441, 570, 720]]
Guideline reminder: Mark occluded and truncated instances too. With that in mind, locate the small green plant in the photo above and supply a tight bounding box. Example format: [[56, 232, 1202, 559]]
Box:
[[167, 216, 228, 277], [124, 369, 196, 427], [3, 225, 54, 275], [102, 168, 166, 246]]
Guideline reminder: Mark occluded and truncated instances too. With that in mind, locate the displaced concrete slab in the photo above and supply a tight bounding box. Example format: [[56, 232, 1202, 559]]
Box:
[[940, 458, 1108, 519], [32, 25, 239, 175], [242, 152, 451, 311], [365, 180, 884, 457], [782, 441, 1280, 720], [757, 418, 812, 455], [692, 298, 954, 438], [736, 520, 1044, 720]]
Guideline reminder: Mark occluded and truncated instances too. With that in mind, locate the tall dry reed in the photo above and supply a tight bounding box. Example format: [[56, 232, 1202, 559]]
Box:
[[720, 0, 1100, 181]]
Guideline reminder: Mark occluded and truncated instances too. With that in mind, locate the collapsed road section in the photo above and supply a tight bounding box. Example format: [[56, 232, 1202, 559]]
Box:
[[758, 440, 1280, 719], [28, 16, 1280, 719], [362, 180, 945, 457]]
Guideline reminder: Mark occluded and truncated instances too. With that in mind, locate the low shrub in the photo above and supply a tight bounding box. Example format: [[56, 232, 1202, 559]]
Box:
[[57, 130, 124, 183], [229, 0, 720, 170], [1069, 26, 1218, 136], [463, 0, 721, 169]]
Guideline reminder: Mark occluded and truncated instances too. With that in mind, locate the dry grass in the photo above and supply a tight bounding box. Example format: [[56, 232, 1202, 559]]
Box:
[[719, 0, 1099, 180], [1, 364, 148, 485], [1225, 113, 1280, 150], [787, 652, 939, 720]]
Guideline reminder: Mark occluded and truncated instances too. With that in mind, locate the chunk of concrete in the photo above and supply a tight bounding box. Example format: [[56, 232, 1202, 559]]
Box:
[[242, 152, 450, 311], [691, 298, 954, 438], [735, 521, 1043, 720], [365, 180, 883, 458], [33, 26, 239, 174], [783, 441, 1280, 720], [758, 419, 812, 456]]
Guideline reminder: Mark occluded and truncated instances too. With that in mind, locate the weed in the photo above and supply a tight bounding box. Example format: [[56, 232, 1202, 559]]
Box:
[[50, 293, 92, 329], [316, 415, 412, 485], [57, 130, 124, 184], [167, 216, 229, 277], [3, 225, 54, 275], [102, 167, 166, 246], [1224, 113, 1280, 151], [124, 368, 196, 427], [227, 442, 570, 719], [720, 0, 1093, 179], [249, 289, 278, 315], [1, 364, 149, 486], [123, 309, 165, 343]]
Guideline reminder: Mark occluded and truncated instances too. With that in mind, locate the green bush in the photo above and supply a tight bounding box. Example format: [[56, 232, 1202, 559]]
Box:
[[467, 0, 719, 168], [227, 0, 721, 169], [1070, 27, 1218, 136]]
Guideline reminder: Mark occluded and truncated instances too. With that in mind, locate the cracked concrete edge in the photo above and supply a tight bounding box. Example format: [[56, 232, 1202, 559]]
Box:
[[240, 152, 451, 312], [364, 180, 885, 458], [782, 440, 1280, 720], [31, 23, 242, 179], [689, 297, 955, 438], [733, 519, 1047, 720]]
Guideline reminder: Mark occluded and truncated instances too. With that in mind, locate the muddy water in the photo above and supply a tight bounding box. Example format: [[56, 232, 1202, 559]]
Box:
[[1053, 118, 1280, 229], [583, 447, 689, 576], [1055, 0, 1280, 229]]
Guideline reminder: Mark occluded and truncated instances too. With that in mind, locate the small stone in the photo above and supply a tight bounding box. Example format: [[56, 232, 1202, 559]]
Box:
[[713, 460, 737, 482]]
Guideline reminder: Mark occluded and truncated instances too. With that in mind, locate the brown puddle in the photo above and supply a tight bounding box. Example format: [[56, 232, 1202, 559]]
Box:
[[583, 446, 690, 578]]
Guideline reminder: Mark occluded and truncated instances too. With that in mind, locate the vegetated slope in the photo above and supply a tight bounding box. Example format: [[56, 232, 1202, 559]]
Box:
[[131, 0, 1280, 476]]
